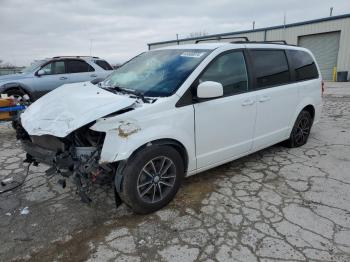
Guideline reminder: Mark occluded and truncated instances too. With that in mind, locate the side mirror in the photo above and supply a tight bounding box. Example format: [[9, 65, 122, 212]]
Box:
[[197, 81, 223, 99], [37, 69, 45, 76]]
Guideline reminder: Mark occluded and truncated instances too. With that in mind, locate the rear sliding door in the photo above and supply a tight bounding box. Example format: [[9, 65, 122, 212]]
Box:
[[248, 49, 299, 150]]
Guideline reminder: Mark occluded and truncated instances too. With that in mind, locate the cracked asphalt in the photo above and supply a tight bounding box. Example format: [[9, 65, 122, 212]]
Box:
[[1, 82, 350, 262]]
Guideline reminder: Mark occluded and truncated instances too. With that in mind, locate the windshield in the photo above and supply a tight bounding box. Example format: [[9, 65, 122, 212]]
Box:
[[21, 60, 45, 73], [102, 49, 211, 97]]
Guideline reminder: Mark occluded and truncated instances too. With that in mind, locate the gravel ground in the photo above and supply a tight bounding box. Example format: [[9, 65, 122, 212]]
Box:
[[1, 82, 350, 262]]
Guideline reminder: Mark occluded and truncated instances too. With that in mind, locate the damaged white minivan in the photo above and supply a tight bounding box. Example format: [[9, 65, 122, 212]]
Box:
[[17, 41, 322, 214]]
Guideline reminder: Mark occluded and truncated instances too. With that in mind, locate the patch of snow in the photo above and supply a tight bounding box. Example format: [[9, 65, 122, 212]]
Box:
[[20, 206, 29, 215]]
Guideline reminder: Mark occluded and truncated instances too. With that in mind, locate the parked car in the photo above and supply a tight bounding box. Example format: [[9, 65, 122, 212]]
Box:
[[0, 56, 113, 101], [17, 42, 322, 214]]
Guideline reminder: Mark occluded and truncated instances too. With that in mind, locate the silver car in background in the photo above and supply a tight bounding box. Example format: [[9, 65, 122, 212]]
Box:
[[0, 56, 113, 101]]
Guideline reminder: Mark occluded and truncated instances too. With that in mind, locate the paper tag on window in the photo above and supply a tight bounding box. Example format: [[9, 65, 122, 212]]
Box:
[[180, 52, 206, 58]]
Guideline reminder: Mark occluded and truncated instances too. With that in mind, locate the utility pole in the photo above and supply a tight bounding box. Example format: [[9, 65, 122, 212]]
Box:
[[176, 34, 179, 45], [253, 21, 255, 30], [283, 12, 287, 41], [89, 39, 93, 56], [330, 7, 333, 16]]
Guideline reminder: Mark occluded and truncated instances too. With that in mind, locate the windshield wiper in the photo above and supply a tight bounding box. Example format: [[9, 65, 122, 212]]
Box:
[[109, 85, 124, 92], [110, 86, 148, 103], [125, 89, 147, 103]]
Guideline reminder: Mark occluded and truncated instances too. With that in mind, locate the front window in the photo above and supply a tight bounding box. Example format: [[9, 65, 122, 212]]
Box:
[[200, 51, 248, 96], [41, 61, 65, 75], [103, 49, 211, 97]]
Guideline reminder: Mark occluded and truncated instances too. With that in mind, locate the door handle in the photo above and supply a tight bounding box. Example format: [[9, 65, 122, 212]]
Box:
[[259, 95, 270, 102], [241, 99, 255, 106], [90, 74, 97, 77], [59, 76, 68, 80]]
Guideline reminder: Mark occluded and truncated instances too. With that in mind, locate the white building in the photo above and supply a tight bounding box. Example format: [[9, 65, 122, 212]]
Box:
[[148, 14, 350, 81]]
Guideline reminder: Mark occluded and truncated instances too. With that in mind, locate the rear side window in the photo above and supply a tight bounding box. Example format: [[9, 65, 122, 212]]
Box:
[[200, 51, 248, 96], [250, 50, 290, 88], [66, 60, 95, 73], [287, 50, 319, 81], [95, 60, 113, 70]]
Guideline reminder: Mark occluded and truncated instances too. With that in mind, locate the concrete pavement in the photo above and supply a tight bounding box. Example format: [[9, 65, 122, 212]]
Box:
[[1, 82, 350, 261]]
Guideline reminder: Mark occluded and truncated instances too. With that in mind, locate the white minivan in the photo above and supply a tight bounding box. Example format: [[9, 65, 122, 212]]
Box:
[[18, 41, 322, 213]]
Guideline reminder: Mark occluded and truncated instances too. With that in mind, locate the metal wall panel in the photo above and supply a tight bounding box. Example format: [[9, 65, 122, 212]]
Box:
[[299, 32, 340, 80], [148, 16, 350, 80]]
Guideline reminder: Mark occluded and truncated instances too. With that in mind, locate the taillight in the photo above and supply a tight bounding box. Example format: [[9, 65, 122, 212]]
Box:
[[321, 80, 324, 96]]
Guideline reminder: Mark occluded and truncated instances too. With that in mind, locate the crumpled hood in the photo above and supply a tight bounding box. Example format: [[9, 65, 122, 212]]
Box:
[[21, 82, 136, 137]]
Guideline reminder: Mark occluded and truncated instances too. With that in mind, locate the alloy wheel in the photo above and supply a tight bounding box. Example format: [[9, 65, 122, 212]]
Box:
[[294, 116, 310, 145], [137, 156, 176, 203]]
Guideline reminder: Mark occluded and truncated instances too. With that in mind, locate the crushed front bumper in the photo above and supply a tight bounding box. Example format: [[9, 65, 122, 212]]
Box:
[[21, 140, 74, 169]]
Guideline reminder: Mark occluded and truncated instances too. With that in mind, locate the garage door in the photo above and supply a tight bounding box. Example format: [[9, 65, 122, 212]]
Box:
[[298, 32, 340, 80]]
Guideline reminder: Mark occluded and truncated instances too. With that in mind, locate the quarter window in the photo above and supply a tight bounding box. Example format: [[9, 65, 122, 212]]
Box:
[[200, 51, 248, 96], [95, 60, 113, 70], [250, 50, 290, 88], [287, 50, 319, 81], [40, 61, 65, 75], [66, 60, 95, 73]]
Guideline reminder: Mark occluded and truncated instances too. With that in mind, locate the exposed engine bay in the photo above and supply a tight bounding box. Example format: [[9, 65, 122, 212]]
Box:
[[16, 122, 118, 204], [13, 82, 166, 206]]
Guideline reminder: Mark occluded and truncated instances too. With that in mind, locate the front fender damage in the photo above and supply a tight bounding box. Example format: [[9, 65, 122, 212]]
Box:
[[92, 119, 142, 164], [117, 120, 141, 138]]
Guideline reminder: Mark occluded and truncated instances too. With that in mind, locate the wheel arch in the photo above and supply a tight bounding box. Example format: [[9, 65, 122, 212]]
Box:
[[124, 138, 189, 173], [114, 138, 189, 195], [1, 83, 32, 100], [302, 104, 315, 121], [289, 99, 316, 132]]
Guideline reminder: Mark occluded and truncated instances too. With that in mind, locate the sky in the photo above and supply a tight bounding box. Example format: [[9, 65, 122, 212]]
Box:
[[0, 0, 350, 66]]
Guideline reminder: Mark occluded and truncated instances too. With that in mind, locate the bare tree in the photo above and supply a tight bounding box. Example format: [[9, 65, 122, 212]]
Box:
[[0, 60, 15, 69]]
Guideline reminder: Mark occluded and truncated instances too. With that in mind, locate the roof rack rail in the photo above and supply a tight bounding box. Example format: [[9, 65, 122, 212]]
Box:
[[233, 40, 295, 46], [52, 56, 100, 59], [195, 36, 249, 44]]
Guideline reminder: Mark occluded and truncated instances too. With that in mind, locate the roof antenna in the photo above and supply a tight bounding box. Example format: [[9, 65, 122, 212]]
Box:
[[330, 7, 333, 16]]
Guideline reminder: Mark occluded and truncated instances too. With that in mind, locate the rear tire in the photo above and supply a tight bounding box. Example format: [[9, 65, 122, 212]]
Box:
[[285, 110, 313, 148], [118, 145, 185, 214]]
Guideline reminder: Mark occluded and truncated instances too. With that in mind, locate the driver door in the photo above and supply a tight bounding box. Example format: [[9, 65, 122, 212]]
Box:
[[32, 60, 69, 97], [194, 50, 257, 169]]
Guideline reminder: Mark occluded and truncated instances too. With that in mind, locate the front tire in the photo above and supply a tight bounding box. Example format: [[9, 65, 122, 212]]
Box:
[[285, 110, 313, 148], [118, 145, 185, 214]]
